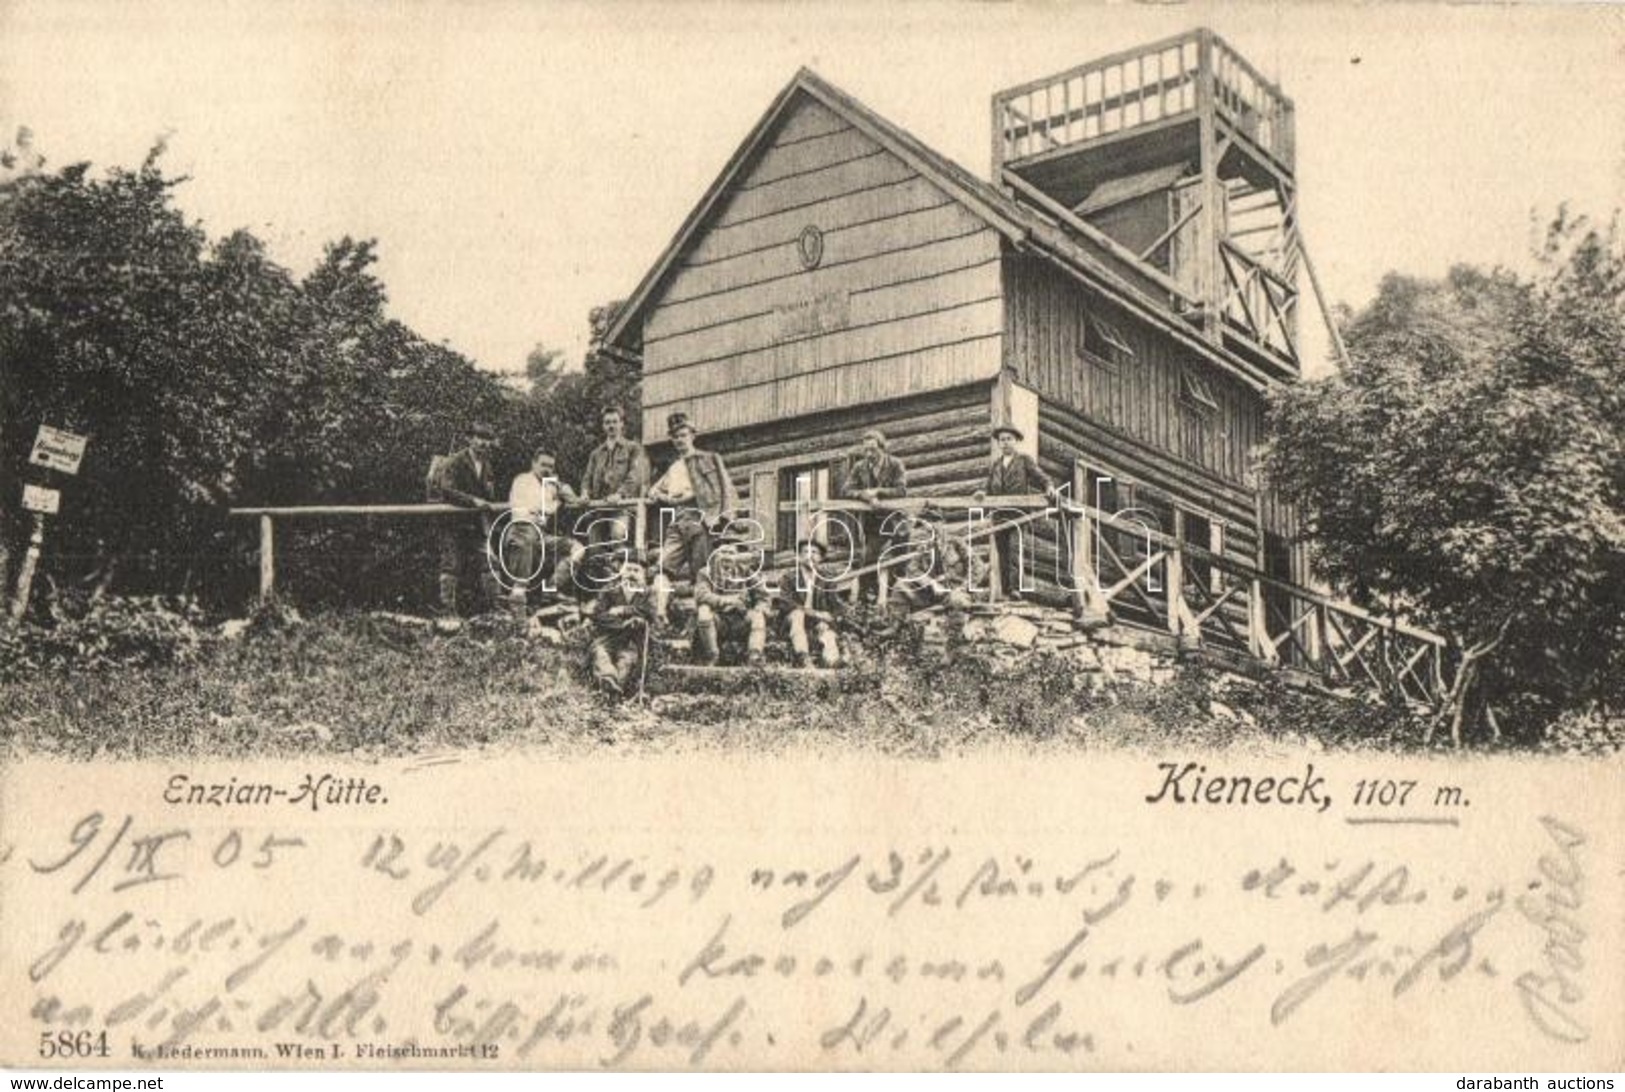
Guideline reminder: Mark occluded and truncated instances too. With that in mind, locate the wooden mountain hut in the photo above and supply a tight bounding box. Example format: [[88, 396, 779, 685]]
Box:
[[601, 29, 1450, 692]]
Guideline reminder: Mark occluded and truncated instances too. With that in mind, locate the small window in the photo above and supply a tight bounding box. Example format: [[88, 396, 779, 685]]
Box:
[[777, 462, 832, 558], [1179, 368, 1220, 414], [1081, 310, 1135, 368]]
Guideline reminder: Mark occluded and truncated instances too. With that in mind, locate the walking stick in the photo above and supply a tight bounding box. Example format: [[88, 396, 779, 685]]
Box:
[[635, 616, 653, 702]]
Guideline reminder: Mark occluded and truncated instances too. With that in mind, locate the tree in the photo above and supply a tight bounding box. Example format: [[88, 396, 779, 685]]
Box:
[[502, 300, 638, 491], [0, 148, 517, 609], [1262, 214, 1625, 739], [523, 343, 567, 396]]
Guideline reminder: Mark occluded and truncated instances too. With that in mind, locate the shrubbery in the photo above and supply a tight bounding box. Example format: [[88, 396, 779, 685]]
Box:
[[0, 593, 207, 682]]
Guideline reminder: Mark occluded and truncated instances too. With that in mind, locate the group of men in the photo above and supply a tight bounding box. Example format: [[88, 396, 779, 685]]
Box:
[[431, 405, 1061, 697]]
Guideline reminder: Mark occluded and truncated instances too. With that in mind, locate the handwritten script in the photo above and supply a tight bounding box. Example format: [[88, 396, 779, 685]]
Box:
[[1, 755, 1619, 1070]]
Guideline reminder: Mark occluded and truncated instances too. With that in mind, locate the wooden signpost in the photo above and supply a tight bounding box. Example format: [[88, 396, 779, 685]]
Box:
[[28, 425, 88, 475], [9, 424, 87, 623]]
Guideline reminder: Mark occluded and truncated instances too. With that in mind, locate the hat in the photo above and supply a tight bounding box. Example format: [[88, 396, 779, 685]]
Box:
[[470, 421, 496, 440], [861, 428, 888, 450], [795, 537, 828, 557], [991, 423, 1024, 441], [667, 411, 695, 437], [915, 503, 946, 523]]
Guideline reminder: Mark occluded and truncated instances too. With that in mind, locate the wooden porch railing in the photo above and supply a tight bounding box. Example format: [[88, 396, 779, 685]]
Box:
[[784, 493, 1452, 709], [230, 488, 1451, 708]]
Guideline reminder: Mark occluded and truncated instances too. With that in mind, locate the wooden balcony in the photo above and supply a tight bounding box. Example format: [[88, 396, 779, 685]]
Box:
[[993, 29, 1295, 187]]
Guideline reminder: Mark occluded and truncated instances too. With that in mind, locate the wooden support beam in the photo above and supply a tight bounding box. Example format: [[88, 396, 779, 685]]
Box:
[[230, 502, 495, 518], [1071, 460, 1110, 625], [1300, 237, 1353, 370], [985, 511, 1003, 601], [1196, 30, 1223, 340], [1248, 577, 1278, 664], [1167, 507, 1185, 639], [1105, 551, 1165, 602], [1308, 601, 1326, 667], [1220, 248, 1265, 340], [258, 514, 275, 602], [1138, 198, 1203, 263], [999, 169, 1197, 304]]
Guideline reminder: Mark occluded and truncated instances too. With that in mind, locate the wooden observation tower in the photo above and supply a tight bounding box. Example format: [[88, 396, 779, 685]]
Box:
[[993, 29, 1303, 373]]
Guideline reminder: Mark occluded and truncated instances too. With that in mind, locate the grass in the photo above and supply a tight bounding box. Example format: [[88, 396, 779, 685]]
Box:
[[0, 608, 1506, 762]]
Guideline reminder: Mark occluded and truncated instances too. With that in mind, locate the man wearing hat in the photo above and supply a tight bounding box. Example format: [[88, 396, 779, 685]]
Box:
[[648, 411, 738, 624], [772, 537, 848, 669], [838, 428, 908, 600], [588, 555, 655, 698], [504, 449, 582, 608], [434, 421, 500, 617], [975, 423, 1058, 600]]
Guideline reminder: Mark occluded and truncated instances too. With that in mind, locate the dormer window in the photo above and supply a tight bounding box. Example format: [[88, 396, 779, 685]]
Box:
[[1081, 310, 1134, 369], [1179, 367, 1220, 414]]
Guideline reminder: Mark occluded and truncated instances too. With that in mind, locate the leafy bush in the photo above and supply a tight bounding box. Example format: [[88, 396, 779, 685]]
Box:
[[0, 594, 206, 682]]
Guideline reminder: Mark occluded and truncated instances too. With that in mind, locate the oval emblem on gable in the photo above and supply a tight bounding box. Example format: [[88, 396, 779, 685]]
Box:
[[797, 224, 824, 270]]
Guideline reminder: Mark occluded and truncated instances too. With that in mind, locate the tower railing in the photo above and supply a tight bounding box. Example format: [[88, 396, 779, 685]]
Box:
[[993, 29, 1294, 174]]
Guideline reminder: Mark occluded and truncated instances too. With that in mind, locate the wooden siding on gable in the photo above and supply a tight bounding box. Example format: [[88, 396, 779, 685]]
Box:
[[640, 94, 1005, 439], [1002, 251, 1262, 488]]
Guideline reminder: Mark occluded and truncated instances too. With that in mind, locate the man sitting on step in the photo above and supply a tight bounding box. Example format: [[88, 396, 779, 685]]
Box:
[[889, 507, 985, 616], [773, 537, 848, 670], [693, 543, 771, 667], [588, 556, 655, 698]]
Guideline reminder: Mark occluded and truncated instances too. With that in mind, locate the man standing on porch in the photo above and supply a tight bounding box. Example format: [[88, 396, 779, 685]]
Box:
[[647, 411, 738, 624], [579, 405, 650, 549], [839, 428, 908, 601], [976, 423, 1057, 600]]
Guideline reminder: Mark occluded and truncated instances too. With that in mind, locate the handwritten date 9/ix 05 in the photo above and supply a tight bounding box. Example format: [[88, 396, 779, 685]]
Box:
[[1143, 762, 1470, 816]]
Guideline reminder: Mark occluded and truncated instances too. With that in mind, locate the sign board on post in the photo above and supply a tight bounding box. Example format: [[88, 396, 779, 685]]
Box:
[[29, 425, 88, 475], [21, 484, 60, 515]]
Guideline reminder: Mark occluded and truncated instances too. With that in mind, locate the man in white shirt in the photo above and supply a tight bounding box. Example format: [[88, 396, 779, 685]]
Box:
[[504, 450, 581, 605]]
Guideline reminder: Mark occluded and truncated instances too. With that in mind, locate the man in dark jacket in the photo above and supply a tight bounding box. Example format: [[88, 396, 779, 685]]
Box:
[[975, 424, 1057, 600], [772, 537, 849, 669], [588, 557, 655, 697], [648, 412, 737, 624], [578, 405, 650, 549], [839, 428, 907, 601], [434, 421, 500, 617]]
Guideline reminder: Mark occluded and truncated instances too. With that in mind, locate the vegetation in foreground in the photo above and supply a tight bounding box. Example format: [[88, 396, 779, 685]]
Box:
[[3, 602, 1618, 762]]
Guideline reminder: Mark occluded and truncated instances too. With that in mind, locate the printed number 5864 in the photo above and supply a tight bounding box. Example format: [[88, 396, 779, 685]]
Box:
[[38, 1030, 110, 1059]]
